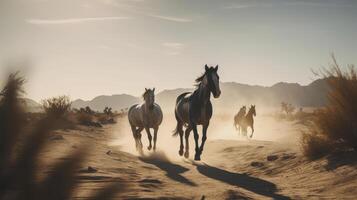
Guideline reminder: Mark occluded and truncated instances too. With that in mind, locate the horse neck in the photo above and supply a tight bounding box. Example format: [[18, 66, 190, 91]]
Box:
[[197, 82, 211, 104], [143, 100, 152, 112], [246, 110, 254, 119]]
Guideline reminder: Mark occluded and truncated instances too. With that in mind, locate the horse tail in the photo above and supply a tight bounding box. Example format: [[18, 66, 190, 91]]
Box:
[[173, 111, 184, 137], [172, 92, 189, 137], [172, 122, 183, 137], [233, 115, 237, 129], [127, 104, 137, 124]]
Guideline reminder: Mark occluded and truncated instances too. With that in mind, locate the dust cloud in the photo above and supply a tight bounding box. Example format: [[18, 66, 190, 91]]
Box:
[[109, 106, 302, 161]]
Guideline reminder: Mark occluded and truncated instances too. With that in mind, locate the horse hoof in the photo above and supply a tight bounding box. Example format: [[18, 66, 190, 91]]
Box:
[[147, 146, 152, 150], [179, 150, 184, 156], [153, 147, 156, 151], [184, 152, 189, 158], [194, 154, 201, 161]]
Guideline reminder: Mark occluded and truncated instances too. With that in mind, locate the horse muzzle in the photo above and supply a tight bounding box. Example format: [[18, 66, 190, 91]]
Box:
[[213, 90, 221, 98]]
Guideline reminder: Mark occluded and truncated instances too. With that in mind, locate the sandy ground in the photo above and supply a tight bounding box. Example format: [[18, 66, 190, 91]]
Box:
[[42, 115, 357, 200]]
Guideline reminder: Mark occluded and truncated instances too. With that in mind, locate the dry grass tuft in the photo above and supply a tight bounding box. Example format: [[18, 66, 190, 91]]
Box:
[[302, 55, 357, 159], [0, 72, 125, 200]]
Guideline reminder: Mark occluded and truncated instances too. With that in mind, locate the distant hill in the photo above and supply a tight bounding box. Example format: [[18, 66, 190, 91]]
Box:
[[70, 78, 330, 112], [71, 94, 141, 112]]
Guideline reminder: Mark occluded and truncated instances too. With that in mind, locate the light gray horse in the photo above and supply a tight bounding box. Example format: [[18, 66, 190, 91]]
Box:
[[128, 88, 163, 154]]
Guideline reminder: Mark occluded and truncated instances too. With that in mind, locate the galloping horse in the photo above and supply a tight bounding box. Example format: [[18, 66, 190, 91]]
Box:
[[128, 88, 163, 154], [241, 105, 256, 138], [173, 65, 221, 161], [234, 106, 246, 135]]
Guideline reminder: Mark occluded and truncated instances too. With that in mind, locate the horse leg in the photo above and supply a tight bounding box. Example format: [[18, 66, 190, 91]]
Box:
[[153, 126, 158, 151], [250, 125, 254, 138], [192, 124, 201, 161], [130, 125, 139, 149], [145, 127, 152, 150], [176, 122, 184, 156], [198, 123, 209, 157], [136, 127, 144, 154], [184, 126, 192, 158]]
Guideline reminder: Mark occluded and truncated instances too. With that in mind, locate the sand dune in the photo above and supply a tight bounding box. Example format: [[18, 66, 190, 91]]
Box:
[[42, 116, 357, 199]]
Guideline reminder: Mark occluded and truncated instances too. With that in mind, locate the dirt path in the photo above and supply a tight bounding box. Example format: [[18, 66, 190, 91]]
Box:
[[47, 117, 357, 199]]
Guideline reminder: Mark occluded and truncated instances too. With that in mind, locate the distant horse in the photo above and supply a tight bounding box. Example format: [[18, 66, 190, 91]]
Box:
[[128, 88, 163, 154], [173, 65, 221, 161], [234, 106, 246, 135], [241, 105, 256, 138]]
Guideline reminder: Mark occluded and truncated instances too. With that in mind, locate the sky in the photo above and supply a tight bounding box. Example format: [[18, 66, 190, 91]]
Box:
[[0, 0, 356, 101]]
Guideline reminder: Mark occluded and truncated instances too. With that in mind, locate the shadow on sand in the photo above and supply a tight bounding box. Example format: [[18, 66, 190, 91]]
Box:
[[139, 151, 197, 186], [195, 163, 290, 200]]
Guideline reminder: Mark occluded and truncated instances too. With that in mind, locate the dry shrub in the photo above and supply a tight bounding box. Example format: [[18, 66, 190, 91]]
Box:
[[42, 96, 76, 129], [97, 114, 116, 125], [42, 96, 71, 117], [0, 73, 125, 199], [302, 55, 357, 159], [76, 112, 94, 124], [301, 130, 334, 159]]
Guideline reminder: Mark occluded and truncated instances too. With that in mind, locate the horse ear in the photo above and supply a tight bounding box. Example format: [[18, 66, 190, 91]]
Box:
[[214, 65, 218, 71], [153, 88, 155, 92], [205, 64, 209, 71], [145, 88, 148, 92]]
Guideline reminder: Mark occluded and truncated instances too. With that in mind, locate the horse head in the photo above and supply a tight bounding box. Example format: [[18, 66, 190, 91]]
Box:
[[202, 64, 221, 98], [250, 105, 256, 116], [143, 88, 155, 109]]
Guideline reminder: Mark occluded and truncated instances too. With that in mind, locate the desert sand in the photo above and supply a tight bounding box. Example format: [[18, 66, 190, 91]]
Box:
[[42, 114, 357, 200]]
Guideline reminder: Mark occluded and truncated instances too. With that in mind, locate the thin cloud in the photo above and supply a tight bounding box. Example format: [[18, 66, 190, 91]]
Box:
[[224, 0, 348, 9], [26, 17, 131, 25], [223, 3, 272, 9], [284, 1, 349, 7], [162, 42, 185, 56], [166, 52, 180, 56], [148, 14, 192, 23], [162, 42, 185, 49], [101, 0, 192, 23]]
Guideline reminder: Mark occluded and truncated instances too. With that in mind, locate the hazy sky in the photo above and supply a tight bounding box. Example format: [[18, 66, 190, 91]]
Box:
[[0, 0, 356, 101]]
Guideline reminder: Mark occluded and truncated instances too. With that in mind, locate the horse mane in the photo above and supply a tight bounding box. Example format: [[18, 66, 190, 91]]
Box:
[[142, 90, 149, 99], [247, 106, 254, 115], [194, 72, 207, 87]]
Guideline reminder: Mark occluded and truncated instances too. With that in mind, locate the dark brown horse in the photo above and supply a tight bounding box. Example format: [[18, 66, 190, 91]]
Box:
[[234, 106, 246, 135], [173, 65, 221, 161], [241, 105, 256, 138]]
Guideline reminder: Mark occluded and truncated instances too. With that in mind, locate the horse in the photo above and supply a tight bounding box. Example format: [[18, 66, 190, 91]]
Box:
[[234, 106, 246, 135], [173, 64, 221, 161], [241, 105, 256, 138], [128, 88, 163, 154]]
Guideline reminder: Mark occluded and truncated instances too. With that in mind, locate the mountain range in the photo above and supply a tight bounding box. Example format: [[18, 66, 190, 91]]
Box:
[[69, 78, 329, 113]]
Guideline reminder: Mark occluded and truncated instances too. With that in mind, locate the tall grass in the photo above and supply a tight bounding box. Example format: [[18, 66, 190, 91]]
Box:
[[0, 73, 125, 200], [302, 55, 357, 159]]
